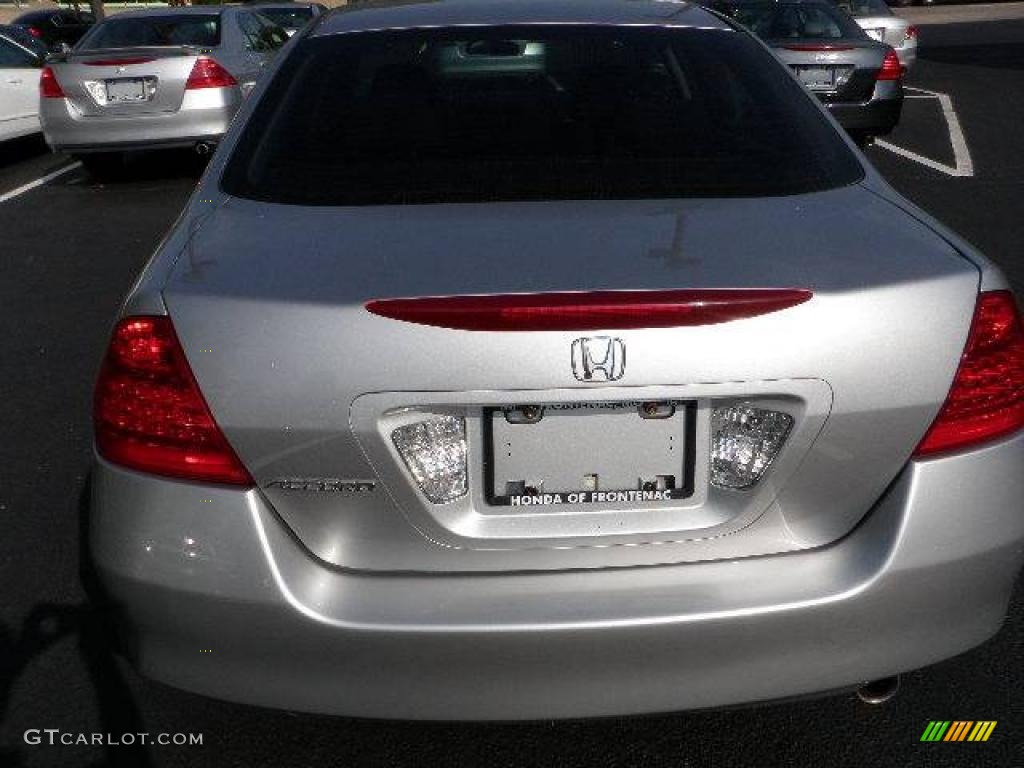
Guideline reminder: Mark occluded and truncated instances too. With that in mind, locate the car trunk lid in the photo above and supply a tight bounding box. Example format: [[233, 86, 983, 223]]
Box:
[[773, 41, 886, 102], [159, 184, 980, 572], [54, 46, 205, 116]]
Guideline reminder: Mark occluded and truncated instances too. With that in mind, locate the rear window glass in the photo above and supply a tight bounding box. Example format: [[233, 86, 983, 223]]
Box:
[[0, 27, 48, 58], [80, 15, 221, 49], [718, 3, 865, 39], [256, 7, 314, 31], [835, 0, 892, 16], [223, 26, 863, 205]]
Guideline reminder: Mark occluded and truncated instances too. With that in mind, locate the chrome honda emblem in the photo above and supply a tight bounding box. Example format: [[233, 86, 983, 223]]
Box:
[[571, 337, 625, 382]]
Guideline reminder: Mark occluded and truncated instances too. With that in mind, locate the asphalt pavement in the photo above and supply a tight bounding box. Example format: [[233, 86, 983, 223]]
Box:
[[1, 14, 1022, 768]]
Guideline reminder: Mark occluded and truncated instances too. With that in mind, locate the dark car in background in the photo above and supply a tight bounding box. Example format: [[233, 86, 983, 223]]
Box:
[[0, 22, 51, 58], [712, 0, 903, 144], [10, 8, 95, 50]]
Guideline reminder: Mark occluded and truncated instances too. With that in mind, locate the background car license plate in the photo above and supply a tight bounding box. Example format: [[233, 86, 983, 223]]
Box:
[[485, 401, 695, 506], [795, 66, 837, 91], [105, 78, 148, 103]]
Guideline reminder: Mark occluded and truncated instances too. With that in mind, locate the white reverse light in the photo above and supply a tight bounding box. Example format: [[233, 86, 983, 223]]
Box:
[[711, 405, 793, 490], [391, 415, 468, 503]]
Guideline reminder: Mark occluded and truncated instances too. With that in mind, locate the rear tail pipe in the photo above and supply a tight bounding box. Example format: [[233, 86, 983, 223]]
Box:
[[194, 142, 213, 157], [857, 675, 900, 705]]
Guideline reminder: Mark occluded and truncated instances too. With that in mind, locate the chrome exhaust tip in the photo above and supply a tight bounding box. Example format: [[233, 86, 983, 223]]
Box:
[[194, 142, 212, 157], [857, 675, 900, 705]]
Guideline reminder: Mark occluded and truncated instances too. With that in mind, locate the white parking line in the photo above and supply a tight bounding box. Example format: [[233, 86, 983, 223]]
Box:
[[875, 87, 974, 177], [0, 162, 83, 203]]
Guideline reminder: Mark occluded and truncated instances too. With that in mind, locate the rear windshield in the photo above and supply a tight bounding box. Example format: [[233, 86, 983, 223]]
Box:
[[79, 14, 221, 49], [718, 3, 865, 40], [836, 0, 892, 16], [256, 7, 314, 30], [222, 26, 863, 205]]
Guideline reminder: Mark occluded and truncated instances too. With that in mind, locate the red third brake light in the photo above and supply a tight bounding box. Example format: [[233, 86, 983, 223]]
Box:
[[94, 316, 253, 486], [782, 44, 854, 52], [83, 57, 156, 67], [366, 289, 813, 331], [877, 49, 904, 81], [39, 66, 65, 99], [185, 57, 237, 90], [914, 291, 1024, 457]]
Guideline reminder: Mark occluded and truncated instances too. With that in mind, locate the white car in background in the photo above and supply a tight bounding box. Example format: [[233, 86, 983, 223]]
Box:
[[0, 26, 47, 141], [836, 0, 918, 68]]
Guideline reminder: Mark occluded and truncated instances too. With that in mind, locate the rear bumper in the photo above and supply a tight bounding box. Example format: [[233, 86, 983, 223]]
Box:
[[89, 432, 1024, 720], [40, 88, 240, 152], [827, 83, 903, 138]]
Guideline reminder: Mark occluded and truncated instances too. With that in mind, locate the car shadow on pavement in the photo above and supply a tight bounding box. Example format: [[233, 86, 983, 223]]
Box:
[[0, 135, 50, 172], [79, 149, 209, 185], [0, 478, 152, 768]]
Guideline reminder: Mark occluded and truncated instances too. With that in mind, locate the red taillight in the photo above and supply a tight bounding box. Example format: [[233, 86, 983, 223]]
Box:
[[94, 316, 253, 486], [365, 289, 813, 331], [27, 26, 42, 38], [782, 44, 854, 52], [185, 56, 237, 90], [877, 49, 904, 81], [914, 291, 1024, 457], [39, 66, 65, 99], [82, 57, 156, 67], [904, 25, 918, 40]]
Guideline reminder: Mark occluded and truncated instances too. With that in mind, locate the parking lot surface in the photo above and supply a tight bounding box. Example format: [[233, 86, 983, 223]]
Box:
[[1, 12, 1022, 768]]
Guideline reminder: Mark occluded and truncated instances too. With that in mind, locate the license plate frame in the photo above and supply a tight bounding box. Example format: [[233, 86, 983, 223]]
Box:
[[105, 77, 149, 103], [483, 400, 697, 507], [794, 65, 839, 91]]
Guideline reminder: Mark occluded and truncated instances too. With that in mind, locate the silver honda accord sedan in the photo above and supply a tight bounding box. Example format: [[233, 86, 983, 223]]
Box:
[[89, 0, 1024, 719], [39, 6, 288, 172]]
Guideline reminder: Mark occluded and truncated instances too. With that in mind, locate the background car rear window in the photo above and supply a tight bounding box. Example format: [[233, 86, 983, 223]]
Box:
[[80, 15, 221, 49], [836, 0, 892, 16], [256, 7, 314, 31], [721, 3, 866, 39], [222, 26, 864, 205], [0, 36, 39, 66]]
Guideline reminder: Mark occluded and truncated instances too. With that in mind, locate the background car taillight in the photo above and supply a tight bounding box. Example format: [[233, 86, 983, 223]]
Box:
[[914, 291, 1024, 457], [94, 316, 253, 486], [904, 25, 918, 42], [877, 49, 903, 81], [27, 26, 42, 38], [39, 66, 65, 99], [185, 57, 238, 90]]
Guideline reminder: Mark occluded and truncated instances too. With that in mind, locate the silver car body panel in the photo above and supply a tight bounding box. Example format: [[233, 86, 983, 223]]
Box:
[[91, 430, 1024, 719], [853, 14, 917, 68], [90, 0, 1023, 718]]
